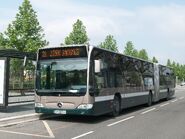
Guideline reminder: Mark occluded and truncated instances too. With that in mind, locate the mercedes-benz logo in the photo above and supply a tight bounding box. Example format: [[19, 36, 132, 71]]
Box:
[[57, 102, 63, 108]]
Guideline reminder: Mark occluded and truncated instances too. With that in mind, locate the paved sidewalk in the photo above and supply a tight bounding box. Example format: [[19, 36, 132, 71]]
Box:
[[0, 103, 35, 119]]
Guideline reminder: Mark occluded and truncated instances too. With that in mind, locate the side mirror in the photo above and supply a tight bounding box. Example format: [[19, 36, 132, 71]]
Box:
[[94, 60, 101, 73]]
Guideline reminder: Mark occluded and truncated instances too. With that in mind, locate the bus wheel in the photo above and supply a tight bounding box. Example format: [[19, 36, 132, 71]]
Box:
[[147, 92, 152, 107], [112, 96, 120, 117]]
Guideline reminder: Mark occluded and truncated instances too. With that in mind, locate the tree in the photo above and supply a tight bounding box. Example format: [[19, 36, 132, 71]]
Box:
[[132, 49, 139, 57], [99, 35, 118, 52], [0, 33, 7, 48], [152, 57, 158, 63], [123, 41, 138, 57], [138, 49, 149, 60], [0, 0, 48, 51], [166, 59, 185, 82], [0, 0, 48, 90], [65, 19, 89, 45], [167, 59, 171, 67], [124, 41, 134, 55], [182, 65, 185, 81]]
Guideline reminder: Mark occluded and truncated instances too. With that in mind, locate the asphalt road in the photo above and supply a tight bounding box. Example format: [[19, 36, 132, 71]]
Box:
[[0, 86, 185, 139]]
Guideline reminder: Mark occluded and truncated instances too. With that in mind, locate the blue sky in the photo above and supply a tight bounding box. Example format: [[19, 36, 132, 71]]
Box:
[[0, 0, 185, 64]]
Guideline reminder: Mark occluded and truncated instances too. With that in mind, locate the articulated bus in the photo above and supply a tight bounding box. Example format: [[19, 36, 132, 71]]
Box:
[[35, 45, 175, 116]]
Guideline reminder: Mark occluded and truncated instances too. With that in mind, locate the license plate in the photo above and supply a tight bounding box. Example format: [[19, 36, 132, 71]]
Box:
[[54, 110, 66, 114]]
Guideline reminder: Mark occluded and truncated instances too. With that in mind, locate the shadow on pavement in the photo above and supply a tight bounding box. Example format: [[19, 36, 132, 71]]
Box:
[[0, 103, 34, 113]]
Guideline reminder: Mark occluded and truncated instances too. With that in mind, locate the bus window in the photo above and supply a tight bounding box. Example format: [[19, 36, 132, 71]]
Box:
[[38, 58, 88, 92], [91, 49, 109, 96]]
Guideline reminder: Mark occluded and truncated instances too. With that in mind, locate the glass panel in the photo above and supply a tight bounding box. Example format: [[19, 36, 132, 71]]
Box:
[[37, 58, 88, 94]]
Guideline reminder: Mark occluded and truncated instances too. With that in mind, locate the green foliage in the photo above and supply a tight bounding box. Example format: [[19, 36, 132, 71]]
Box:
[[132, 49, 139, 57], [152, 57, 158, 63], [124, 41, 138, 57], [167, 59, 171, 67], [124, 41, 134, 55], [167, 60, 185, 81], [0, 0, 48, 52], [0, 33, 8, 48], [65, 19, 89, 45], [0, 0, 46, 89], [124, 41, 149, 60], [138, 49, 148, 60], [99, 35, 118, 52]]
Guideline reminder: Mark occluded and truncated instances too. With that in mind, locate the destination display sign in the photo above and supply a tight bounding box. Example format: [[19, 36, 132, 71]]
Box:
[[39, 47, 87, 60]]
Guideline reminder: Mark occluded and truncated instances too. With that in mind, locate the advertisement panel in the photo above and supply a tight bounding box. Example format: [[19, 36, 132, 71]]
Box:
[[0, 60, 5, 105]]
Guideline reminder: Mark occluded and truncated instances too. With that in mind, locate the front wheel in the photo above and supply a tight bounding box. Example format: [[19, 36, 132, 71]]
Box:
[[111, 96, 120, 117]]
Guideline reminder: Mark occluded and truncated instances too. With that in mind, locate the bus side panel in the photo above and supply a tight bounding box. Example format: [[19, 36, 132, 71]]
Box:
[[93, 100, 113, 116], [159, 89, 168, 99], [121, 93, 149, 109], [92, 92, 150, 116]]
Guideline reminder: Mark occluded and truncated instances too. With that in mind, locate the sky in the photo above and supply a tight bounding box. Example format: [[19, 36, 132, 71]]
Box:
[[0, 0, 185, 65]]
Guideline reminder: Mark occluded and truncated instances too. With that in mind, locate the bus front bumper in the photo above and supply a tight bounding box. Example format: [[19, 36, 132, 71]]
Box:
[[35, 107, 93, 116]]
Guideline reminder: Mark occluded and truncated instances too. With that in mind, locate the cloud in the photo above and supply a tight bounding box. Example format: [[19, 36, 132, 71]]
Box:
[[29, 1, 185, 64], [131, 4, 185, 64], [1, 1, 185, 64], [0, 7, 18, 31], [30, 0, 135, 46]]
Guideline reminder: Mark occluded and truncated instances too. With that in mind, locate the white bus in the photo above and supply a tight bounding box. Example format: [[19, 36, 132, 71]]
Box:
[[35, 45, 175, 116]]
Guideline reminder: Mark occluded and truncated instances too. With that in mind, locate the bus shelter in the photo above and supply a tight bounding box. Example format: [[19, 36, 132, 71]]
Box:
[[0, 49, 36, 108]]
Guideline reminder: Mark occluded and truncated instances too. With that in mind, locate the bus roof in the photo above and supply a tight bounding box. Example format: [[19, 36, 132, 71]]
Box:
[[90, 45, 155, 65], [39, 44, 165, 66]]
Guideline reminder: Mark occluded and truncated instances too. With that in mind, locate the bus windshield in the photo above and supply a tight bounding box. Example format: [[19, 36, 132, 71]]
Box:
[[36, 58, 88, 94]]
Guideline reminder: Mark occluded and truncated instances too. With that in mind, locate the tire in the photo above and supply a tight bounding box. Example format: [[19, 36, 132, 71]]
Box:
[[147, 93, 152, 107], [111, 96, 120, 117]]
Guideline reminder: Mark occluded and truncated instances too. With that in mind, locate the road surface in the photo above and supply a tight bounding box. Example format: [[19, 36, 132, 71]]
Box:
[[0, 86, 184, 139]]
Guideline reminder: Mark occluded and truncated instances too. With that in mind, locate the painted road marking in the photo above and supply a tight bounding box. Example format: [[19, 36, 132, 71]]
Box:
[[0, 113, 39, 122], [171, 99, 178, 103], [179, 97, 184, 100], [141, 108, 156, 115], [0, 118, 39, 127], [0, 129, 54, 138], [0, 114, 60, 127], [35, 123, 76, 136], [160, 103, 169, 107], [107, 116, 135, 127], [43, 120, 55, 138], [71, 131, 94, 139]]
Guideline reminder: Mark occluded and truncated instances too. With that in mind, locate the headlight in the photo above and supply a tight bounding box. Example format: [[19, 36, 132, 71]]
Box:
[[35, 103, 44, 108], [77, 104, 93, 109]]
